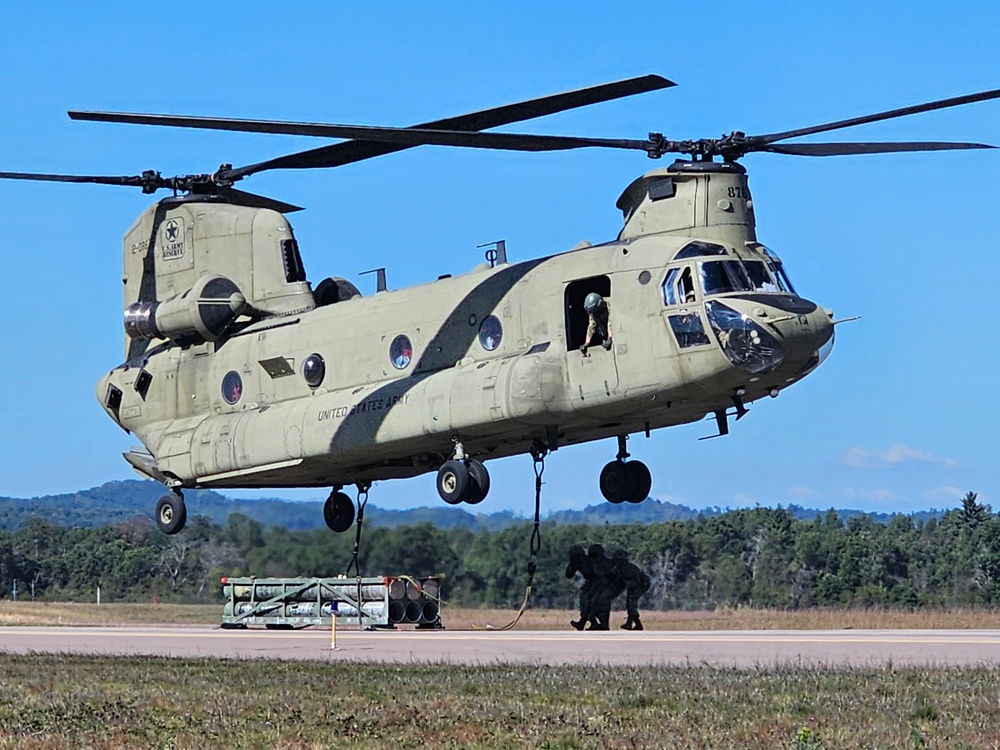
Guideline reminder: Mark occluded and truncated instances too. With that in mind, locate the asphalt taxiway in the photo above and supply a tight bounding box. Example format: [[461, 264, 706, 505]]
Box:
[[3, 626, 1000, 666]]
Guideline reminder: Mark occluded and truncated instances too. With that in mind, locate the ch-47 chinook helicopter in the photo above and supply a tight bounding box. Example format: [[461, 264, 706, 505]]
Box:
[[3, 74, 999, 535]]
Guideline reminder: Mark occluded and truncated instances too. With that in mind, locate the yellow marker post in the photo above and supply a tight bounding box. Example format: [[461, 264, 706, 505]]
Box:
[[330, 600, 339, 651]]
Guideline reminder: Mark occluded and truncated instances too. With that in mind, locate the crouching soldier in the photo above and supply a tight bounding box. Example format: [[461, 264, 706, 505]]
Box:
[[611, 549, 651, 631]]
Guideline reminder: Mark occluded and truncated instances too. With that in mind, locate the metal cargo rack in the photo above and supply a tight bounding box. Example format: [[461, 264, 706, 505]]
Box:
[[221, 575, 443, 629]]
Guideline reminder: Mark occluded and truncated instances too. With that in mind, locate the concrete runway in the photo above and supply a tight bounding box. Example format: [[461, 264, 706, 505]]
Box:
[[3, 626, 1000, 666]]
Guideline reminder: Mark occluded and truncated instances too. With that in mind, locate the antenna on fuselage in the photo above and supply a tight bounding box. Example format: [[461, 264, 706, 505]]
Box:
[[477, 240, 508, 267], [360, 267, 388, 293]]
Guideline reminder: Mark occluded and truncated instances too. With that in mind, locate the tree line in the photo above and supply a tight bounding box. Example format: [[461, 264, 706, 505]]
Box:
[[1, 493, 996, 610]]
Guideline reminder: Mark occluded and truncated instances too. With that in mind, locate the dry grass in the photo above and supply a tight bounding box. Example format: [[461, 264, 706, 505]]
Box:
[[444, 605, 1000, 631], [4, 600, 1000, 630], [0, 602, 219, 627], [1, 654, 999, 749]]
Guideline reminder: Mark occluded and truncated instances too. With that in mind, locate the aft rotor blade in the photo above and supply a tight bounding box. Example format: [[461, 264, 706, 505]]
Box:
[[0, 170, 150, 187], [73, 74, 673, 178], [761, 140, 997, 156], [66, 114, 655, 154], [751, 87, 1000, 146], [221, 187, 303, 213]]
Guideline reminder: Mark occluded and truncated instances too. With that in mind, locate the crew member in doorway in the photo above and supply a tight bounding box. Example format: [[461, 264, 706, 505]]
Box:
[[580, 292, 612, 355]]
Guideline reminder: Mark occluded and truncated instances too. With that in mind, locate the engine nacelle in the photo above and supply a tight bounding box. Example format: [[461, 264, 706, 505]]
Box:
[[125, 274, 246, 343]]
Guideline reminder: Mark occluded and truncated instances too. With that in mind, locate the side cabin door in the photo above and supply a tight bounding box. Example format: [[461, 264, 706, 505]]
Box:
[[563, 276, 619, 405]]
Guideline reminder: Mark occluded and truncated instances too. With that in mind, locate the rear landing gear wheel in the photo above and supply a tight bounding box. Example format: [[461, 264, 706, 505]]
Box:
[[625, 460, 652, 504], [465, 459, 491, 505], [599, 461, 634, 504], [323, 490, 356, 533], [155, 492, 187, 535], [436, 460, 470, 505]]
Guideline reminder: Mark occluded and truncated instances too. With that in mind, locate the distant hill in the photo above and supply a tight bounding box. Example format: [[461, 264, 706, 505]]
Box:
[[0, 480, 519, 532], [0, 479, 946, 532]]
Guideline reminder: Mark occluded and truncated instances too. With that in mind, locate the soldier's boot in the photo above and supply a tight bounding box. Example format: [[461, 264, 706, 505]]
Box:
[[620, 617, 633, 630], [570, 619, 585, 631], [632, 615, 644, 631]]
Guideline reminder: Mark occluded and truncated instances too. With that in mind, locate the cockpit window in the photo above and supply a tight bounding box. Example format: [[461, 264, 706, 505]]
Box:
[[674, 241, 728, 260], [772, 260, 796, 294], [662, 266, 697, 306], [758, 245, 797, 294], [699, 260, 753, 296], [743, 260, 780, 292]]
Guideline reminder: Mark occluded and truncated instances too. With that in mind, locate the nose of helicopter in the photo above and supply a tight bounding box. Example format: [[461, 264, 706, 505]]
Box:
[[765, 300, 835, 380], [704, 295, 834, 382]]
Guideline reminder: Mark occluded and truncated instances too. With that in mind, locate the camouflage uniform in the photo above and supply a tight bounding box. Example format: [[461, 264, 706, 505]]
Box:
[[611, 549, 651, 630], [585, 544, 620, 630], [582, 299, 612, 352], [565, 544, 595, 630]]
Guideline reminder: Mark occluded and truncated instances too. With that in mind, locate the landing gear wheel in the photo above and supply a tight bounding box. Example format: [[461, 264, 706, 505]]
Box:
[[625, 460, 652, 504], [436, 459, 470, 505], [465, 459, 491, 505], [599, 461, 635, 504], [155, 493, 187, 535], [323, 490, 356, 533]]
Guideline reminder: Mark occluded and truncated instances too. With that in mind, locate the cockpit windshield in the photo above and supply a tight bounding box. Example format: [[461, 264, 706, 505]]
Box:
[[772, 260, 796, 295], [699, 260, 753, 296], [757, 245, 797, 295], [743, 260, 783, 292]]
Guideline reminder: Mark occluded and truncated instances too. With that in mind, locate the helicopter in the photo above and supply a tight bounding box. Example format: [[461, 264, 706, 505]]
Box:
[[2, 74, 998, 535]]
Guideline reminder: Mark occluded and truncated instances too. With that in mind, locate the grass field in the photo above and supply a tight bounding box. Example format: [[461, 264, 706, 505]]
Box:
[[4, 604, 1000, 747], [4, 600, 1000, 630], [0, 653, 998, 749]]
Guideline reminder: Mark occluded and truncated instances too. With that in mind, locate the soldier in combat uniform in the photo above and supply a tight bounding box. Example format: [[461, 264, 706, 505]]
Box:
[[580, 293, 612, 355], [584, 543, 617, 630], [565, 544, 595, 630], [611, 549, 651, 630]]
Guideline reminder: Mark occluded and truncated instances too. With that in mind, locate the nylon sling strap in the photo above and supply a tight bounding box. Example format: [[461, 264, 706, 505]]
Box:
[[344, 487, 369, 578], [491, 446, 546, 631]]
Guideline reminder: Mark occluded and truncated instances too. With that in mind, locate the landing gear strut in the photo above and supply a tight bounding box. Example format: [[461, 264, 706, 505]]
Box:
[[155, 490, 187, 535], [435, 440, 491, 505], [599, 436, 651, 505], [323, 488, 356, 533]]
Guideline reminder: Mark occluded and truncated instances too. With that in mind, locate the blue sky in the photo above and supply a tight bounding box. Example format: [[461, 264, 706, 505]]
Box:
[[0, 2, 997, 517]]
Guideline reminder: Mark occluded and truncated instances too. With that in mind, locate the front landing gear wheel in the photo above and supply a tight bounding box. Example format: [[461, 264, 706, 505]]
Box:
[[436, 459, 470, 505], [599, 461, 635, 504], [323, 490, 356, 533], [155, 493, 187, 535], [465, 459, 491, 505], [625, 460, 652, 504]]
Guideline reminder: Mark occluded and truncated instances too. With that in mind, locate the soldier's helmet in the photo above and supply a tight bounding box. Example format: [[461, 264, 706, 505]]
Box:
[[587, 543, 605, 557], [568, 544, 586, 558], [611, 549, 629, 561], [583, 292, 605, 314]]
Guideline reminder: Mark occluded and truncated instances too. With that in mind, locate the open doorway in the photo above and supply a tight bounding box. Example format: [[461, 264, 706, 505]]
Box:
[[564, 275, 611, 350]]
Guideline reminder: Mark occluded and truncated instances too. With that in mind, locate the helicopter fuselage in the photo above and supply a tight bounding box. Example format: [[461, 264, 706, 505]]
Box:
[[97, 161, 834, 493]]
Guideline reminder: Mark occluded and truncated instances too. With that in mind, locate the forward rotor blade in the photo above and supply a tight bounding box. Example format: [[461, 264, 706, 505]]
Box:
[[72, 74, 674, 178], [751, 87, 1000, 146], [761, 140, 996, 156], [66, 114, 654, 154]]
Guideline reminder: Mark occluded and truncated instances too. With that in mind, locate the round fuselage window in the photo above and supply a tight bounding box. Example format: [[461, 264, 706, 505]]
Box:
[[479, 315, 503, 351], [390, 335, 412, 369], [302, 353, 326, 388], [222, 371, 243, 405]]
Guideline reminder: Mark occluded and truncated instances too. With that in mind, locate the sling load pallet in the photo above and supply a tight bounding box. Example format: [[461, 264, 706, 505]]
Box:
[[221, 575, 442, 629]]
